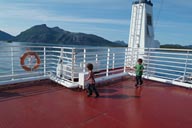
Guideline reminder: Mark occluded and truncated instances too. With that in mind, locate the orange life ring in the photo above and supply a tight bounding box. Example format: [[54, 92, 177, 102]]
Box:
[[20, 51, 41, 71]]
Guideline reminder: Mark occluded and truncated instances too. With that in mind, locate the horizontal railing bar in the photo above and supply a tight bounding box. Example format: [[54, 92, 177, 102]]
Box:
[[148, 67, 185, 73], [148, 70, 181, 77], [148, 62, 185, 69], [149, 74, 173, 80], [145, 59, 188, 65], [0, 71, 45, 78], [145, 51, 189, 56], [148, 55, 187, 61]]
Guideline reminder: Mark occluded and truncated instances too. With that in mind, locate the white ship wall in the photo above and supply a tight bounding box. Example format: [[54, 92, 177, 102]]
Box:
[[128, 1, 160, 50]]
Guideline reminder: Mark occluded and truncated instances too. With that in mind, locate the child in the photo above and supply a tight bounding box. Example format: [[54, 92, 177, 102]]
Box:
[[134, 58, 144, 88], [86, 63, 99, 98]]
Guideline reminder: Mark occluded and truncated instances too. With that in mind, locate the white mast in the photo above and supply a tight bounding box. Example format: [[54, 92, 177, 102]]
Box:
[[127, 0, 159, 67]]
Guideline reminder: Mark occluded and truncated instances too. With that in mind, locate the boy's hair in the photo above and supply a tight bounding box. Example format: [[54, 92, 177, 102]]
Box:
[[137, 58, 143, 63], [86, 63, 93, 70]]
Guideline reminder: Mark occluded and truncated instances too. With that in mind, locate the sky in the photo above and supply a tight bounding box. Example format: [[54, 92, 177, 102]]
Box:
[[0, 0, 192, 45]]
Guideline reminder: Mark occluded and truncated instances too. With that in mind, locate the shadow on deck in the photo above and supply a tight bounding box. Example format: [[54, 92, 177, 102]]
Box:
[[0, 80, 64, 102]]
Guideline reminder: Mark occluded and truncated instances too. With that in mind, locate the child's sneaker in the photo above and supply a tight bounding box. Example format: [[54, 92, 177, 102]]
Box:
[[94, 95, 99, 98]]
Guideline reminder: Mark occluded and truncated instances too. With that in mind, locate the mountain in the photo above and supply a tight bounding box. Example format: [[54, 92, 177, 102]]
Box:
[[0, 30, 14, 41], [187, 45, 192, 48], [160, 44, 192, 49], [14, 24, 127, 47], [114, 40, 127, 46]]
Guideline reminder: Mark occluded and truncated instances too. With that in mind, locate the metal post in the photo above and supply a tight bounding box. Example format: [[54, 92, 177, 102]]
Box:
[[183, 50, 189, 82], [71, 48, 75, 82], [112, 53, 115, 69], [127, 47, 132, 68], [43, 47, 46, 76], [83, 49, 86, 72], [124, 48, 128, 73], [146, 48, 150, 78], [11, 47, 14, 80], [131, 47, 135, 68], [74, 51, 76, 64], [106, 48, 110, 76], [96, 54, 98, 63], [58, 48, 64, 78]]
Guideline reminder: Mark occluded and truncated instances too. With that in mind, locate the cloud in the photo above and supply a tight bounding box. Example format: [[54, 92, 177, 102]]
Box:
[[0, 2, 129, 25], [0, 10, 129, 25], [155, 20, 192, 29], [30, 0, 129, 4], [47, 16, 129, 25]]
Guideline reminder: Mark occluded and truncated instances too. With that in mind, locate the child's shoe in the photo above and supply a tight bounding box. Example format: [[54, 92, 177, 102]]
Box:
[[94, 95, 99, 98]]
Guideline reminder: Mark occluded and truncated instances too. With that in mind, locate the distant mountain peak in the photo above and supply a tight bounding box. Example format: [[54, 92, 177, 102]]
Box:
[[32, 24, 48, 28], [38, 24, 47, 27]]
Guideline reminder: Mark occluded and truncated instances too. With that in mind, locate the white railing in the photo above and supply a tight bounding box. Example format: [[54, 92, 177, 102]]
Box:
[[0, 46, 127, 88], [0, 45, 192, 88], [142, 48, 192, 88], [74, 47, 127, 77], [0, 46, 74, 86]]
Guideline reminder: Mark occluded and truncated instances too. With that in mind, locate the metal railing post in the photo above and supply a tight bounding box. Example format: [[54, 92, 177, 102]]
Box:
[[124, 48, 128, 73], [96, 54, 98, 63], [11, 47, 14, 80], [112, 53, 115, 69], [83, 49, 86, 72], [43, 47, 46, 76], [183, 50, 189, 82], [71, 48, 75, 82], [146, 48, 150, 78], [106, 48, 110, 76], [57, 47, 64, 78]]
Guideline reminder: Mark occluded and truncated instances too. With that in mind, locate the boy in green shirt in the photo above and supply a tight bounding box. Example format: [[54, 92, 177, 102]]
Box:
[[134, 58, 144, 88]]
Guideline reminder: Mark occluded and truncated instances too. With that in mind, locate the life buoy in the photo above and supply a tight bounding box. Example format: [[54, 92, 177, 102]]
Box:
[[20, 51, 41, 71]]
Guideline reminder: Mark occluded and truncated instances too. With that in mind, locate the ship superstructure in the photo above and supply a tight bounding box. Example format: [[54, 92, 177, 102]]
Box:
[[127, 0, 160, 67]]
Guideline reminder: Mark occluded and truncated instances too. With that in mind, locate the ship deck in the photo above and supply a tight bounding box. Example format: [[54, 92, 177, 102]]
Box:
[[0, 78, 192, 128]]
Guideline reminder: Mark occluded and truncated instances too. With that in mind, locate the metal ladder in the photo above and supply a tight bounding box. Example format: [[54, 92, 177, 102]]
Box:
[[127, 3, 144, 67]]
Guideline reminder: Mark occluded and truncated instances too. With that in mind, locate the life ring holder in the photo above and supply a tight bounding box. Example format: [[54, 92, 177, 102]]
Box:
[[20, 51, 41, 71]]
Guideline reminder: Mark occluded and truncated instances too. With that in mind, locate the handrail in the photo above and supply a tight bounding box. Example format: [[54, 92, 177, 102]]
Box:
[[0, 45, 192, 88]]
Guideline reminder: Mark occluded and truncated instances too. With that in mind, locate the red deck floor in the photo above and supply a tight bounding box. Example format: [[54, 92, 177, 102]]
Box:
[[0, 78, 192, 128]]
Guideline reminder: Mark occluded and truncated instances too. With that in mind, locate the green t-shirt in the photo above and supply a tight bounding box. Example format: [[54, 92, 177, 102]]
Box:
[[134, 64, 144, 76]]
